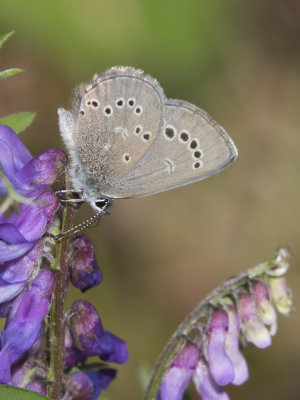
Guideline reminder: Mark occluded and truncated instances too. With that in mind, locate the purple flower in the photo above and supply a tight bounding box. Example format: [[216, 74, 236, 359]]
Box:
[[224, 306, 248, 385], [63, 369, 116, 400], [64, 325, 87, 368], [154, 276, 291, 399], [69, 300, 129, 365], [205, 309, 234, 386], [0, 125, 65, 310], [0, 269, 54, 383], [0, 126, 65, 267], [251, 280, 277, 334], [237, 293, 272, 349], [25, 381, 47, 395], [0, 125, 66, 196], [156, 341, 200, 400], [69, 235, 102, 292], [0, 242, 42, 305], [194, 358, 230, 400], [64, 372, 94, 400], [85, 369, 116, 400]]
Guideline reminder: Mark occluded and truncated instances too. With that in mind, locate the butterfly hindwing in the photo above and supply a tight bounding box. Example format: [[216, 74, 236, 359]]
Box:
[[115, 99, 237, 197]]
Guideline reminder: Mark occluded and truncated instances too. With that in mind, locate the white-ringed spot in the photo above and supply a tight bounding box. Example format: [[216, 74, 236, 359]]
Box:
[[91, 100, 100, 108], [142, 132, 151, 142], [134, 105, 143, 115], [189, 138, 200, 150], [134, 125, 142, 135], [193, 161, 203, 170], [115, 98, 125, 108], [164, 125, 176, 140], [179, 130, 190, 143], [122, 153, 131, 163], [193, 150, 202, 159], [127, 98, 135, 107], [103, 105, 113, 116]]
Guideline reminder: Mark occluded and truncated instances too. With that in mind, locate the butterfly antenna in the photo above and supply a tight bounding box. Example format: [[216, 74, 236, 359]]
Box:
[[53, 210, 104, 240]]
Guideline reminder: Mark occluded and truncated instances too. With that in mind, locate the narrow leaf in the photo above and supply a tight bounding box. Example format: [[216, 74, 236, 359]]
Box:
[[0, 68, 24, 80], [0, 31, 15, 49], [0, 385, 47, 400], [0, 112, 37, 133]]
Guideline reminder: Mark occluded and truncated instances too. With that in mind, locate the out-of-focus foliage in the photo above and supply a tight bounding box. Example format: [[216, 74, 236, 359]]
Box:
[[0, 112, 36, 133]]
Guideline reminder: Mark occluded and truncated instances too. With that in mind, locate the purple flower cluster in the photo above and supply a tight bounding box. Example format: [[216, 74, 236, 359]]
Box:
[[155, 276, 292, 400], [0, 125, 129, 398], [0, 125, 64, 383]]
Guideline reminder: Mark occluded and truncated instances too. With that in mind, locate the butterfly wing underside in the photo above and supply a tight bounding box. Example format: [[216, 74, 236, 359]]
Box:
[[60, 67, 166, 199], [113, 100, 238, 198]]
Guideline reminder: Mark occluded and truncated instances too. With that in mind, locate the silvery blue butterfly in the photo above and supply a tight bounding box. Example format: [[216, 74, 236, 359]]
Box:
[[58, 66, 237, 213]]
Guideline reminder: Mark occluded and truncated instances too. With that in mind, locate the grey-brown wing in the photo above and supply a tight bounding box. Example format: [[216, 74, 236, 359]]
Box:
[[70, 67, 166, 191]]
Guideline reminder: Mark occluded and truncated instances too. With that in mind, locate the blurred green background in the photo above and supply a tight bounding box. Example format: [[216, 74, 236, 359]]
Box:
[[0, 0, 299, 399]]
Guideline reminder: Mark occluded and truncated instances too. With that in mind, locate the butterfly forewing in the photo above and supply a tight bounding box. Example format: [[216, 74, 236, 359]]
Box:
[[112, 100, 237, 198], [72, 67, 165, 197]]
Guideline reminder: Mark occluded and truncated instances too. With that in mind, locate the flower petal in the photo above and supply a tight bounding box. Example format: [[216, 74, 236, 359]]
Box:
[[0, 269, 54, 383], [156, 342, 200, 400], [237, 293, 271, 349], [97, 331, 129, 364], [225, 306, 249, 385], [19, 149, 67, 185], [251, 280, 277, 335], [85, 369, 116, 400], [205, 309, 234, 386], [193, 358, 230, 400], [69, 235, 103, 292], [0, 126, 32, 169]]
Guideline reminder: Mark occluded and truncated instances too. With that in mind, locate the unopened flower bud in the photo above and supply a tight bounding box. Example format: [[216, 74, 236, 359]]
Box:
[[251, 280, 277, 335], [69, 236, 102, 292], [237, 292, 271, 349], [269, 277, 292, 316]]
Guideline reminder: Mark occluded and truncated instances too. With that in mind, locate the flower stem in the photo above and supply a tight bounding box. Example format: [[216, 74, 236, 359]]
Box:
[[48, 180, 77, 399]]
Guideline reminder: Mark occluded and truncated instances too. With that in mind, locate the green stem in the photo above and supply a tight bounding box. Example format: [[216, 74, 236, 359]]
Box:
[[48, 181, 77, 400]]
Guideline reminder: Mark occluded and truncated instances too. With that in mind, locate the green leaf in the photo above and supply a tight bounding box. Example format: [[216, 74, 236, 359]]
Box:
[[0, 112, 37, 133], [0, 385, 47, 400], [0, 68, 24, 80], [0, 31, 15, 49]]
